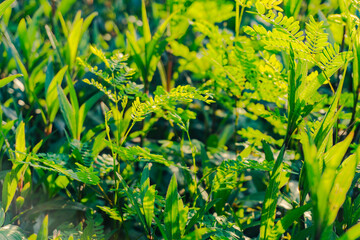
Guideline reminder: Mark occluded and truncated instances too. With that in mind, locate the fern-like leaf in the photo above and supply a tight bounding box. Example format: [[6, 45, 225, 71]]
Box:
[[131, 85, 213, 122], [305, 16, 329, 54], [97, 206, 123, 223]]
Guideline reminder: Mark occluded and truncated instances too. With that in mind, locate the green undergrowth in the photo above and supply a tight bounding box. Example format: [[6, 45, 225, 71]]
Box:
[[1, 0, 360, 239]]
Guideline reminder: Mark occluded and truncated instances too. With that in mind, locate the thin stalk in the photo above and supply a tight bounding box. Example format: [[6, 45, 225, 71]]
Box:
[[235, 2, 240, 37], [185, 129, 198, 206], [105, 110, 118, 205], [0, 127, 15, 161], [239, 7, 245, 34], [235, 98, 241, 155], [113, 80, 119, 198], [350, 86, 359, 128], [120, 122, 136, 146], [235, 3, 245, 37], [166, 53, 173, 92], [180, 131, 185, 158], [97, 183, 113, 206]]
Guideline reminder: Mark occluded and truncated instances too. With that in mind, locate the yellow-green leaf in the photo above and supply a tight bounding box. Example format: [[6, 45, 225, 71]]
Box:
[[0, 74, 22, 88]]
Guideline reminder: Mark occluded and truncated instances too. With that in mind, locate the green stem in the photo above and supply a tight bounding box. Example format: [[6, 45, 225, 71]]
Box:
[[185, 128, 198, 205], [105, 109, 118, 205], [235, 98, 240, 155], [235, 3, 245, 37], [120, 122, 136, 146], [235, 2, 240, 37]]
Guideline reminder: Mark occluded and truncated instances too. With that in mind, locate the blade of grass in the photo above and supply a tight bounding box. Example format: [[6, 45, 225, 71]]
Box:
[[0, 74, 22, 88], [165, 175, 180, 240], [259, 144, 286, 240]]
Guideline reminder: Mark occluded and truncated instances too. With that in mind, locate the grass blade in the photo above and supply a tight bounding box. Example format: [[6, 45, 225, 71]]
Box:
[[338, 222, 360, 240], [57, 85, 76, 139], [259, 145, 286, 240], [141, 0, 151, 43], [0, 74, 22, 88], [143, 185, 155, 231], [269, 204, 311, 239], [37, 215, 48, 240], [116, 173, 147, 231], [165, 175, 180, 240], [0, 0, 15, 19]]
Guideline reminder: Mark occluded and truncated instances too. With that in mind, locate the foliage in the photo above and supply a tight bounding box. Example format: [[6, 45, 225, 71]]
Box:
[[0, 0, 360, 239]]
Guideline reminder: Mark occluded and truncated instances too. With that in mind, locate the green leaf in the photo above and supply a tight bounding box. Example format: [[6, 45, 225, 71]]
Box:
[[259, 145, 286, 240], [353, 33, 360, 103], [46, 66, 68, 122], [77, 92, 103, 139], [262, 140, 275, 162], [15, 122, 26, 162], [165, 175, 180, 240], [269, 204, 311, 239], [126, 30, 146, 80], [323, 131, 354, 169], [75, 163, 100, 185], [2, 172, 17, 213], [326, 149, 360, 226], [0, 225, 26, 240], [0, 208, 4, 227], [116, 173, 147, 231], [145, 10, 177, 83], [178, 197, 188, 236], [37, 215, 48, 240], [0, 0, 15, 19], [57, 85, 76, 139], [255, 2, 266, 15], [15, 196, 24, 210], [140, 164, 150, 199], [288, 46, 297, 123], [57, 0, 76, 16], [81, 12, 98, 37], [17, 18, 29, 61], [0, 74, 22, 88], [142, 0, 151, 43], [302, 129, 320, 198], [185, 199, 218, 234], [338, 222, 360, 240], [97, 206, 123, 223], [317, 131, 354, 224], [67, 18, 83, 68], [182, 228, 209, 240], [143, 185, 155, 230], [154, 216, 169, 240]]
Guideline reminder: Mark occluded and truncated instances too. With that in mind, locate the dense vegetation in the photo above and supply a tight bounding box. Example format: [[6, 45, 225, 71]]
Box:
[[1, 0, 360, 239]]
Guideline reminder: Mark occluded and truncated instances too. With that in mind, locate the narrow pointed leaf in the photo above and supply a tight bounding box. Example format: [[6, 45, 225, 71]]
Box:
[[326, 149, 359, 226], [259, 145, 286, 240], [338, 222, 360, 240], [165, 175, 180, 240], [0, 0, 15, 19], [37, 215, 48, 240], [57, 85, 76, 138], [143, 185, 155, 230], [2, 172, 17, 213], [142, 0, 151, 43], [269, 204, 311, 239], [0, 74, 22, 88], [67, 19, 83, 67]]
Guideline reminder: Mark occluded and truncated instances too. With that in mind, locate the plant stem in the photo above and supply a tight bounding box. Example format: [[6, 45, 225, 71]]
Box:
[[235, 3, 245, 37], [235, 98, 240, 155], [235, 2, 240, 37], [166, 52, 173, 92], [185, 128, 198, 205]]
